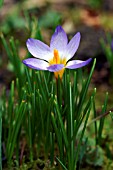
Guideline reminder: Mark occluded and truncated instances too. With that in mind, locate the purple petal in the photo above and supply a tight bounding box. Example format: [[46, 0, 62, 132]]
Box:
[[111, 40, 113, 52], [47, 64, 64, 72], [26, 38, 52, 61], [66, 58, 92, 69], [50, 26, 68, 53], [65, 32, 81, 61], [23, 58, 49, 70]]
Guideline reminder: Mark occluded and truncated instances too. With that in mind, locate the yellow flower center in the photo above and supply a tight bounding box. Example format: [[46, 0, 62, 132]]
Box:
[[49, 49, 66, 79]]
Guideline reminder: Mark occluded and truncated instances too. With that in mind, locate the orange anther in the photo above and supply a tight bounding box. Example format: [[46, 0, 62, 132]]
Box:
[[49, 49, 67, 79], [53, 49, 60, 64]]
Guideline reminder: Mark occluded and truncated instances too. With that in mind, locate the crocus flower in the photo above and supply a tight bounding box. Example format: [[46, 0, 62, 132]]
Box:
[[23, 26, 92, 79]]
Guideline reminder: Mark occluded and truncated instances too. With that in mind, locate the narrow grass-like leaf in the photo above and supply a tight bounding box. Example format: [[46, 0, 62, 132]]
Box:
[[98, 92, 108, 144], [0, 33, 12, 61], [56, 157, 68, 170], [74, 96, 92, 138], [6, 99, 27, 162], [77, 58, 96, 118], [28, 110, 33, 161], [25, 67, 33, 93], [69, 82, 74, 170], [92, 88, 98, 145], [51, 112, 63, 161], [9, 37, 21, 77], [6, 81, 15, 149], [74, 98, 92, 168], [54, 100, 68, 149], [35, 72, 48, 104], [50, 132, 55, 165]]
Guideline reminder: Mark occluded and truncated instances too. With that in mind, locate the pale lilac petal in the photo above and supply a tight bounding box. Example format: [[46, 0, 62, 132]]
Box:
[[50, 26, 68, 54], [23, 58, 49, 70], [65, 32, 81, 61], [26, 38, 52, 61], [47, 64, 64, 72], [66, 58, 92, 69]]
